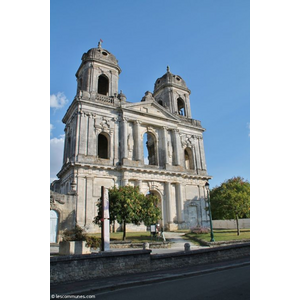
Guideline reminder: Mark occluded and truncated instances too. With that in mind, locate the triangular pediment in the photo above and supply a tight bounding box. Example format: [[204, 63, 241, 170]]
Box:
[[122, 100, 179, 122]]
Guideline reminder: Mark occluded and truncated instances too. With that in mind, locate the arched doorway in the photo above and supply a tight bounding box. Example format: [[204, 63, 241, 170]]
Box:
[[50, 210, 58, 243], [148, 190, 163, 227]]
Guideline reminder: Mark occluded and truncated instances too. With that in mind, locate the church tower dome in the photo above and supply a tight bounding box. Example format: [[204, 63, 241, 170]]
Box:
[[153, 66, 190, 94], [153, 66, 192, 118], [75, 40, 121, 97]]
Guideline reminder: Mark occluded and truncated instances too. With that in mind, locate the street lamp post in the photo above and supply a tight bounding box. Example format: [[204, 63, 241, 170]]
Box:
[[205, 182, 215, 242]]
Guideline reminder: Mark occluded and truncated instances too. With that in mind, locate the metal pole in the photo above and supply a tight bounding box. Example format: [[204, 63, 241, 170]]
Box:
[[205, 182, 215, 242]]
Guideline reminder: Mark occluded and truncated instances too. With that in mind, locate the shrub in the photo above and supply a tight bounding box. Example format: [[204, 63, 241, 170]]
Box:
[[85, 236, 101, 249], [190, 226, 210, 234], [62, 225, 86, 241]]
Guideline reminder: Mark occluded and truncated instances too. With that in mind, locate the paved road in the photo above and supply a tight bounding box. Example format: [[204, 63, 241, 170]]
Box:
[[51, 257, 249, 298], [91, 265, 250, 300]]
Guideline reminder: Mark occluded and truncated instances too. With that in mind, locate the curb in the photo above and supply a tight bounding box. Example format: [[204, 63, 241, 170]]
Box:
[[51, 260, 250, 296]]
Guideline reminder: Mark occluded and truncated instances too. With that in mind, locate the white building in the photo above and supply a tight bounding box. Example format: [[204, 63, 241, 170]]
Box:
[[50, 41, 212, 241]]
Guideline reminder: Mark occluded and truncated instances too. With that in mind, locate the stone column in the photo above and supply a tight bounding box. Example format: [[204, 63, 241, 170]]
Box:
[[85, 177, 93, 227], [76, 176, 86, 228], [184, 94, 191, 118], [109, 129, 114, 160], [191, 145, 197, 171], [163, 127, 169, 166], [113, 118, 119, 164], [173, 129, 181, 166], [164, 182, 172, 224], [199, 135, 207, 171], [63, 127, 68, 163], [87, 113, 96, 156], [122, 118, 128, 160], [194, 137, 202, 172], [78, 110, 87, 155], [134, 120, 142, 161], [176, 183, 184, 223], [75, 112, 80, 161], [136, 180, 143, 192]]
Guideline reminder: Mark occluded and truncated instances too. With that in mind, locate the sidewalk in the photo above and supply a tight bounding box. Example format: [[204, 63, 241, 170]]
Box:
[[163, 231, 203, 250], [50, 256, 250, 296], [50, 231, 207, 256]]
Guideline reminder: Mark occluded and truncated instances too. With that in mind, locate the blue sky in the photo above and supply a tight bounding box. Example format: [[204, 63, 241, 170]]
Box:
[[50, 0, 250, 188]]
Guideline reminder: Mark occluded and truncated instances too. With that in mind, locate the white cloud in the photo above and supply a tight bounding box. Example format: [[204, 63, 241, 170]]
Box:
[[50, 92, 68, 109], [50, 136, 64, 182], [50, 123, 54, 135]]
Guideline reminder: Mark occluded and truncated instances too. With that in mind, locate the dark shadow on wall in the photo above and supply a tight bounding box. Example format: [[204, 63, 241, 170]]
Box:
[[59, 210, 76, 231]]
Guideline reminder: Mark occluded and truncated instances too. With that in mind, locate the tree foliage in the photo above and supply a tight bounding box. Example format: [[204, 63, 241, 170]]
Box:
[[210, 177, 250, 235], [94, 185, 161, 240]]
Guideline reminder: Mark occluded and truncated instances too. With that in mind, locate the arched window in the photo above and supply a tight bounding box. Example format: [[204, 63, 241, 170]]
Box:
[[177, 98, 186, 116], [98, 134, 109, 159], [158, 100, 163, 106], [184, 147, 194, 170], [98, 74, 109, 95], [143, 132, 158, 165]]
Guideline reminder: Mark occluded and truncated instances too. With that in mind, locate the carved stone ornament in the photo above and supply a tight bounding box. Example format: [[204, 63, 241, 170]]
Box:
[[181, 134, 195, 148], [95, 117, 110, 132]]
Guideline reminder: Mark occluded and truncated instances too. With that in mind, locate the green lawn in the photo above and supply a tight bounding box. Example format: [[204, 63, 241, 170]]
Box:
[[86, 232, 160, 242], [184, 229, 250, 245]]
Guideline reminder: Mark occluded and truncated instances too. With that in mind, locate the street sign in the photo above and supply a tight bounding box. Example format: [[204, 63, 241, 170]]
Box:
[[150, 224, 156, 233]]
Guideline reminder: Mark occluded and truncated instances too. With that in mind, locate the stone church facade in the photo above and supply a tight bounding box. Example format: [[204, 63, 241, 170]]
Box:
[[50, 41, 212, 240]]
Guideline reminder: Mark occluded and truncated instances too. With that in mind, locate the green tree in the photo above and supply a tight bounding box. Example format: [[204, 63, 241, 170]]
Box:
[[94, 185, 161, 241], [210, 177, 250, 235]]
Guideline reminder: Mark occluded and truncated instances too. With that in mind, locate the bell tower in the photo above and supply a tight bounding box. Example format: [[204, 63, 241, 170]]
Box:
[[153, 66, 192, 118], [75, 40, 121, 98]]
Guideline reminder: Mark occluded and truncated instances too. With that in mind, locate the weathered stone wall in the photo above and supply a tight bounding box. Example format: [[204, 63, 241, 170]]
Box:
[[50, 243, 250, 283], [212, 219, 250, 229], [50, 191, 76, 243]]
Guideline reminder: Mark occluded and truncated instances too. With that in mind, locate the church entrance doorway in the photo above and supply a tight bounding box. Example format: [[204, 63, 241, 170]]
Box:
[[50, 210, 58, 243], [148, 190, 163, 227]]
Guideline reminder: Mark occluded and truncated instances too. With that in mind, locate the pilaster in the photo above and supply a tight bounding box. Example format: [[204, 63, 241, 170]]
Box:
[[122, 118, 128, 160], [173, 129, 182, 166], [199, 135, 207, 171], [164, 182, 172, 224], [175, 182, 184, 223], [134, 120, 142, 161]]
